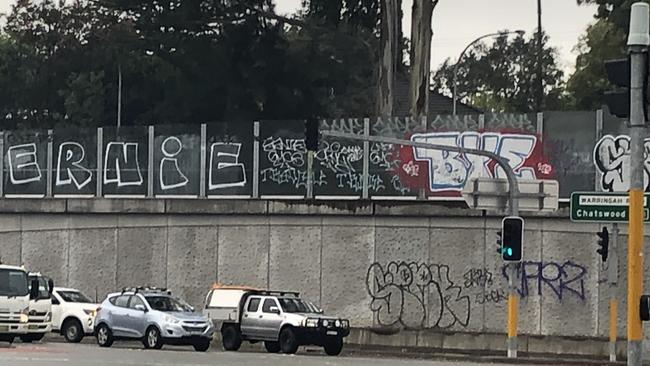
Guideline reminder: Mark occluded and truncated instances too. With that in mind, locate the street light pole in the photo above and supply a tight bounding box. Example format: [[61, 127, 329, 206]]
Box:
[[452, 29, 525, 115]]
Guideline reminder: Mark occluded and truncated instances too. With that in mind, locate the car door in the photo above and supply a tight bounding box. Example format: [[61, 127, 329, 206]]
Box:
[[110, 295, 132, 337], [240, 297, 262, 339], [50, 293, 63, 331], [259, 298, 283, 341], [124, 295, 147, 338]]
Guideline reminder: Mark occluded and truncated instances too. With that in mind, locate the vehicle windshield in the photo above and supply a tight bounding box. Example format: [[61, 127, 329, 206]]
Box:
[[278, 298, 319, 313], [28, 275, 50, 298], [145, 296, 192, 312], [58, 291, 92, 303], [0, 269, 28, 297]]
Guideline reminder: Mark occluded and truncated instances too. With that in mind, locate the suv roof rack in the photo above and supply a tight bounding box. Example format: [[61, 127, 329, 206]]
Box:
[[121, 286, 171, 295], [254, 290, 300, 297]]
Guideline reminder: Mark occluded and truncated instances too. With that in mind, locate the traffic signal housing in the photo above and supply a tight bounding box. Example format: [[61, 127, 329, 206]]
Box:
[[305, 118, 320, 152], [597, 227, 609, 262], [496, 230, 503, 255], [603, 58, 630, 118], [501, 216, 524, 262]]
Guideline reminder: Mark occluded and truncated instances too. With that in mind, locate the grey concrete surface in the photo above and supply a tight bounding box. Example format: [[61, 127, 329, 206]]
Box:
[[0, 199, 648, 358]]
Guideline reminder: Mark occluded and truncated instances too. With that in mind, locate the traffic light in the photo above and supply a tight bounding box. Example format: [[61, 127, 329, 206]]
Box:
[[603, 58, 630, 118], [597, 227, 609, 262], [501, 216, 524, 262], [305, 118, 320, 152]]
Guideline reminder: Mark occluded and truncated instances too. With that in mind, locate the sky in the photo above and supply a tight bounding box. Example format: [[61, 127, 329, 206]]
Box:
[[0, 0, 597, 72]]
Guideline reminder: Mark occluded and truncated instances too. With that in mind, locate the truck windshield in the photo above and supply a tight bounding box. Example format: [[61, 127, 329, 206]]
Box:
[[278, 298, 318, 313], [145, 296, 192, 312], [58, 291, 92, 303], [0, 269, 28, 297]]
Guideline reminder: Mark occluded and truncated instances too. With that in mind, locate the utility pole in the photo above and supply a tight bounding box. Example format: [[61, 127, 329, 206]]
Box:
[[626, 3, 649, 366], [117, 63, 122, 129], [536, 0, 543, 112]]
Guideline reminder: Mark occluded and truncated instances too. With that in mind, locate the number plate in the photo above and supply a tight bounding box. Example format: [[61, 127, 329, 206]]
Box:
[[28, 325, 39, 330], [326, 330, 337, 336]]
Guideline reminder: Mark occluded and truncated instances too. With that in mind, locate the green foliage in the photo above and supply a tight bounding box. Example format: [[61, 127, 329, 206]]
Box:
[[432, 32, 567, 113]]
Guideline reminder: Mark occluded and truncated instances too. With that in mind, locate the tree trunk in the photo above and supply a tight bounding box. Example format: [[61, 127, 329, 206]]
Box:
[[378, 0, 402, 117], [409, 0, 437, 118]]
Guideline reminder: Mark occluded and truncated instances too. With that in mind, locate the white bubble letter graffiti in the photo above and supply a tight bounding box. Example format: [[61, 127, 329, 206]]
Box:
[[56, 142, 92, 190], [209, 143, 246, 190], [411, 132, 469, 191], [104, 142, 143, 186], [159, 136, 189, 190], [7, 143, 41, 184]]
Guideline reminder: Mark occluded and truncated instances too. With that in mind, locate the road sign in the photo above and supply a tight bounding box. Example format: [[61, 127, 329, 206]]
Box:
[[461, 178, 559, 212], [570, 192, 650, 223]]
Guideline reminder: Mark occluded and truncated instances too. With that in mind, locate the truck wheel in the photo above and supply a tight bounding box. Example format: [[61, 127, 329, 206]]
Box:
[[143, 326, 164, 350], [96, 324, 114, 347], [264, 341, 281, 353], [279, 327, 298, 354], [192, 338, 211, 352], [62, 319, 84, 343], [323, 337, 343, 356], [221, 325, 242, 351]]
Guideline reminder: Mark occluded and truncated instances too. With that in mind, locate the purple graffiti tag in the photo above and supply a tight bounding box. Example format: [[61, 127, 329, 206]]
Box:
[[502, 260, 587, 302]]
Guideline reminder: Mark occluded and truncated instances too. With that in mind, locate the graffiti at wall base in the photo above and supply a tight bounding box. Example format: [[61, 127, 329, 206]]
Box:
[[366, 262, 470, 329]]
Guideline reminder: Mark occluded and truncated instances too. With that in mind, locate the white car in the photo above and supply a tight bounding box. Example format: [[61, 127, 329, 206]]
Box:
[[51, 287, 98, 343]]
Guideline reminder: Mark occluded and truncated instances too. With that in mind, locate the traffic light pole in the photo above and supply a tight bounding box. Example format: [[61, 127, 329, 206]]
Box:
[[321, 130, 523, 358], [610, 223, 619, 362], [627, 42, 646, 366]]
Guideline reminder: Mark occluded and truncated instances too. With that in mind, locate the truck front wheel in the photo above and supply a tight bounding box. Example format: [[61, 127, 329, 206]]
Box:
[[323, 337, 343, 356], [221, 325, 242, 351]]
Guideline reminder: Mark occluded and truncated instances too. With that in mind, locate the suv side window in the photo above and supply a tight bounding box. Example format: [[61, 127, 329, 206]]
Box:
[[114, 295, 130, 308], [262, 298, 278, 313], [129, 295, 145, 309], [247, 297, 261, 312]]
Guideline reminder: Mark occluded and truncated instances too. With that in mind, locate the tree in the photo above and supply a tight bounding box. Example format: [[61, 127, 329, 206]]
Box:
[[432, 32, 567, 113], [409, 0, 438, 117], [378, 0, 401, 116]]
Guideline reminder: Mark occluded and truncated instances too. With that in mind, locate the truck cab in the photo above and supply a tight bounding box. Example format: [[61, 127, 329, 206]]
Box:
[[204, 285, 349, 356], [21, 272, 53, 342], [0, 264, 38, 343]]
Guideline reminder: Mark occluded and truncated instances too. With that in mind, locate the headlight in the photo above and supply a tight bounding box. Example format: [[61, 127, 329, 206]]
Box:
[[84, 309, 96, 317], [341, 320, 349, 328], [304, 318, 319, 328], [322, 320, 329, 327], [335, 320, 341, 327], [163, 315, 180, 324]]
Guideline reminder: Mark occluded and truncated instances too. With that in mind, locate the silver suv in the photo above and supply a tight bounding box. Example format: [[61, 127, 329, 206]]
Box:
[[94, 287, 213, 351]]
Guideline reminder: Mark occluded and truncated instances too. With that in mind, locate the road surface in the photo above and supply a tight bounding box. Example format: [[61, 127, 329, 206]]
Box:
[[0, 341, 531, 366]]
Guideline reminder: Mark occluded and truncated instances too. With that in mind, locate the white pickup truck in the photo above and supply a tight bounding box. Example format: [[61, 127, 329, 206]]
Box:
[[204, 286, 349, 356], [0, 264, 39, 343]]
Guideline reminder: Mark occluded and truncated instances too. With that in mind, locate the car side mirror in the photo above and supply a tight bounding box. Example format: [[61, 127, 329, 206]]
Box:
[[29, 279, 39, 300], [134, 304, 147, 312], [47, 278, 54, 295], [269, 306, 280, 315]]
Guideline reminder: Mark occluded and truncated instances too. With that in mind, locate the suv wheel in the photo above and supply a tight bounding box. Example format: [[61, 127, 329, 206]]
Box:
[[221, 325, 242, 351], [143, 326, 164, 350], [323, 337, 343, 356], [96, 324, 114, 347], [264, 341, 281, 353], [279, 327, 298, 354], [62, 319, 84, 343], [192, 338, 211, 352]]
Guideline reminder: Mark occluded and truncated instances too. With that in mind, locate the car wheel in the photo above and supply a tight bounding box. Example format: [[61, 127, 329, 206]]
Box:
[[192, 338, 211, 352], [221, 325, 242, 351], [62, 319, 84, 343], [279, 327, 298, 354], [323, 337, 343, 356], [96, 324, 114, 348], [264, 341, 281, 353], [144, 326, 163, 350]]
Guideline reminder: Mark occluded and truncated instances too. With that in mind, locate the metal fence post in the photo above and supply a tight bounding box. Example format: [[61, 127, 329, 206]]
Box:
[[148, 125, 154, 198], [200, 124, 207, 198], [96, 127, 103, 198], [362, 118, 370, 200], [46, 129, 53, 197], [253, 121, 260, 199], [596, 109, 604, 192]]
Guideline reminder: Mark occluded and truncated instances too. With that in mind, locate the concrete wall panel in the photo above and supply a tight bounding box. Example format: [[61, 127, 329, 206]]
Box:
[[116, 227, 167, 290], [22, 230, 69, 286], [218, 225, 269, 289], [0, 232, 21, 265], [67, 229, 117, 302]]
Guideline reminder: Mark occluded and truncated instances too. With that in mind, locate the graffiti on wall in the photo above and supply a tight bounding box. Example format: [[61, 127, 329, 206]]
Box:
[[462, 268, 507, 305], [366, 262, 470, 329], [594, 134, 650, 192], [504, 260, 587, 301]]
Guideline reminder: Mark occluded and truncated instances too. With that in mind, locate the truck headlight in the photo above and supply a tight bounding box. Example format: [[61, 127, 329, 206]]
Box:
[[341, 320, 349, 328], [164, 315, 180, 324], [304, 318, 319, 328], [20, 308, 29, 323]]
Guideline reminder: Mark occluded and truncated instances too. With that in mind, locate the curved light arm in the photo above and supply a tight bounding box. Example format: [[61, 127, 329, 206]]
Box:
[[452, 30, 525, 115]]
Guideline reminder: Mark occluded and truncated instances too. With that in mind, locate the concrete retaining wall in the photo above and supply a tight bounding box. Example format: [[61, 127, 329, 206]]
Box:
[[0, 198, 648, 353]]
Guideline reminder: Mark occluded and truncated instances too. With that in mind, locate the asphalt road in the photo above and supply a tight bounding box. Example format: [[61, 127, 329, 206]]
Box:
[[0, 341, 525, 366]]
